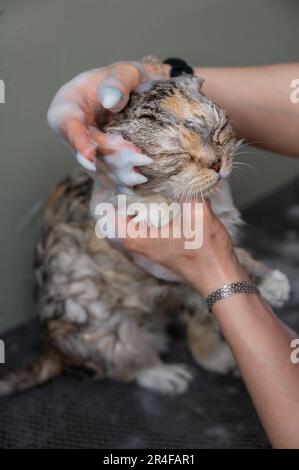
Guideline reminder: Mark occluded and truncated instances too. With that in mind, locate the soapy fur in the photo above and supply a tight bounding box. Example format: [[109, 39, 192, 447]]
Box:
[[47, 58, 168, 164], [0, 75, 290, 396]]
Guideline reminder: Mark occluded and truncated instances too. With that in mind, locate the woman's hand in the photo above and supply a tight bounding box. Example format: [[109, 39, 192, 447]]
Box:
[[47, 61, 169, 168], [123, 201, 248, 297]]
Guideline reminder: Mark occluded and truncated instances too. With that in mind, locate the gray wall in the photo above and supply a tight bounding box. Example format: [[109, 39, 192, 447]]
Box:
[[1, 0, 299, 332]]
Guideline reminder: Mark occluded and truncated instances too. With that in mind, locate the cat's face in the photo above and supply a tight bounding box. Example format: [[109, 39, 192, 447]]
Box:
[[105, 75, 239, 200]]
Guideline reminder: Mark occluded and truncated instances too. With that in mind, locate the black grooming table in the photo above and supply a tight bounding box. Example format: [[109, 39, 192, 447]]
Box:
[[0, 321, 269, 449], [1, 178, 299, 449]]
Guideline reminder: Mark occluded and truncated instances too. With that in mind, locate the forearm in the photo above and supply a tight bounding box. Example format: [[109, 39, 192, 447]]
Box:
[[192, 267, 299, 449], [195, 63, 299, 156], [124, 196, 299, 446]]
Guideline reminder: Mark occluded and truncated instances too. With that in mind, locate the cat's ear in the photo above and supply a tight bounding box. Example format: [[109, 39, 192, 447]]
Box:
[[174, 74, 204, 94]]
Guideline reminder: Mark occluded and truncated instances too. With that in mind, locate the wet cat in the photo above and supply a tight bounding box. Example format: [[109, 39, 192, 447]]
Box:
[[0, 74, 290, 396]]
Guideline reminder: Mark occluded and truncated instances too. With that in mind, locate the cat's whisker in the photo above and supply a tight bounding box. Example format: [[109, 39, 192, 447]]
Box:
[[233, 161, 258, 173], [234, 150, 264, 159], [233, 163, 254, 176], [199, 187, 210, 225], [231, 168, 248, 183], [174, 187, 186, 204], [238, 139, 277, 149]]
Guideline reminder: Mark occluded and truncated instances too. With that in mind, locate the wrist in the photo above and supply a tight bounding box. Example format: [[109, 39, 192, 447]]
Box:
[[184, 253, 249, 298]]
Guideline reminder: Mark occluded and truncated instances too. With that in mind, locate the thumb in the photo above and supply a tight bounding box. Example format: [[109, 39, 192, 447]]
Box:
[[97, 63, 144, 112]]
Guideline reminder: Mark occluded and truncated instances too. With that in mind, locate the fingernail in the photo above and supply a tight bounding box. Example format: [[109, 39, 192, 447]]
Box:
[[118, 171, 148, 186], [99, 87, 122, 109], [131, 153, 153, 166], [76, 153, 96, 172]]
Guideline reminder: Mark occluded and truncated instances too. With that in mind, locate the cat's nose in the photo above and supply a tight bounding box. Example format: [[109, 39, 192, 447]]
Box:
[[211, 159, 221, 173]]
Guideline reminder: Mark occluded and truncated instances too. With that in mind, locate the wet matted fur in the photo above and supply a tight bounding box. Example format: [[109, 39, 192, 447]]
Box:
[[0, 75, 290, 396]]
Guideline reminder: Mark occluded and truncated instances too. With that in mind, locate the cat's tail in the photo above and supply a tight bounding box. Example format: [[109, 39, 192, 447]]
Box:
[[0, 348, 64, 396]]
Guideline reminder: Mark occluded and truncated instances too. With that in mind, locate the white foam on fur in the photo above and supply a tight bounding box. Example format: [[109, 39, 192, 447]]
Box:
[[104, 150, 153, 186]]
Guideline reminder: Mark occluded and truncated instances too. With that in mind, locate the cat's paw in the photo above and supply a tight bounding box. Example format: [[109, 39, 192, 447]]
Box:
[[136, 363, 193, 395], [258, 269, 290, 308], [197, 341, 237, 375]]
